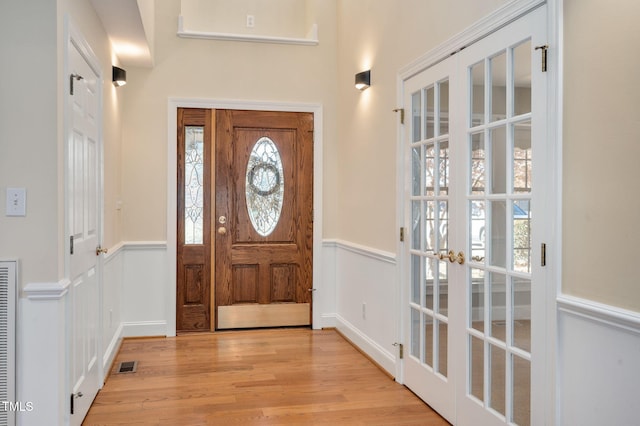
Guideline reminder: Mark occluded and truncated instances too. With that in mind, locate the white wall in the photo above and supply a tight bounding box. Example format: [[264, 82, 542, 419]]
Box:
[[0, 0, 59, 284], [120, 0, 339, 242], [562, 0, 640, 312]]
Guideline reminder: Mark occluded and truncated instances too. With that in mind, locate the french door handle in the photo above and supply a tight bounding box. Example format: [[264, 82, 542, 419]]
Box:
[[438, 250, 465, 265]]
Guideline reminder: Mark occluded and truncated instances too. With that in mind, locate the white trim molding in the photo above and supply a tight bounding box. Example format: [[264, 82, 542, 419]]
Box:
[[335, 314, 397, 375], [122, 321, 168, 338], [167, 98, 324, 336], [323, 239, 396, 265], [177, 15, 319, 46], [399, 0, 546, 80], [23, 279, 71, 300], [557, 295, 640, 334]]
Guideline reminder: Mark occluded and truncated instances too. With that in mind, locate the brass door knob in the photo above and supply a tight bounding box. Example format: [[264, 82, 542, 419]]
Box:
[[96, 246, 108, 256], [217, 227, 227, 235]]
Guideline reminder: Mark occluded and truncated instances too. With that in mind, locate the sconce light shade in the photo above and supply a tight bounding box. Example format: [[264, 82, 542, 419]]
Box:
[[355, 70, 370, 91], [112, 66, 127, 87]]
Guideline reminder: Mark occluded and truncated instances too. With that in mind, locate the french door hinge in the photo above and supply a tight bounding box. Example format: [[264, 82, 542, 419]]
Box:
[[541, 243, 547, 267], [70, 235, 74, 255], [535, 45, 548, 72], [399, 227, 405, 242], [393, 108, 405, 124], [393, 342, 404, 359]]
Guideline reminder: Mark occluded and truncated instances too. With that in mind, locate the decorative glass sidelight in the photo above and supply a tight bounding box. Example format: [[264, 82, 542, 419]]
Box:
[[184, 126, 204, 244], [246, 137, 284, 236]]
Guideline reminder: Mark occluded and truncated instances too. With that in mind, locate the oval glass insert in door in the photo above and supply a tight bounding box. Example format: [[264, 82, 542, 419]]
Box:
[[245, 137, 284, 236]]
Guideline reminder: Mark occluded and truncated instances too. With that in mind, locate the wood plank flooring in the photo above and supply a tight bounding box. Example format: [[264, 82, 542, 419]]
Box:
[[83, 328, 449, 425]]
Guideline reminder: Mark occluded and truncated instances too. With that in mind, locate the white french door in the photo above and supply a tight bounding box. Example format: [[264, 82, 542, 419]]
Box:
[[402, 6, 547, 426], [67, 36, 103, 425]]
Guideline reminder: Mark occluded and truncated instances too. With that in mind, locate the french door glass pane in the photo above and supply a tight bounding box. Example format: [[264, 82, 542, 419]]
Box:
[[470, 335, 485, 401], [490, 200, 507, 268], [440, 80, 450, 135], [425, 257, 435, 311], [491, 126, 507, 194], [425, 144, 436, 195], [439, 141, 450, 195], [425, 314, 434, 367], [412, 200, 422, 250], [184, 126, 204, 244], [490, 344, 506, 416], [412, 91, 421, 142], [489, 273, 507, 342], [513, 121, 532, 193], [490, 51, 507, 122], [471, 62, 485, 126], [439, 264, 449, 315], [513, 200, 531, 273], [514, 40, 532, 116], [513, 277, 531, 352], [471, 200, 486, 262], [470, 268, 485, 332], [411, 308, 421, 358], [426, 86, 435, 139], [513, 355, 531, 426], [412, 146, 422, 196], [411, 254, 421, 304], [438, 200, 449, 252], [470, 132, 486, 194], [438, 321, 448, 376], [425, 200, 435, 252]]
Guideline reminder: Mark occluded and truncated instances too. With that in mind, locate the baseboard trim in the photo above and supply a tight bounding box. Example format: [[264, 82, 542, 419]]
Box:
[[333, 327, 395, 380], [557, 294, 640, 335], [102, 323, 124, 382], [334, 314, 396, 375], [318, 313, 337, 329], [122, 320, 167, 338]]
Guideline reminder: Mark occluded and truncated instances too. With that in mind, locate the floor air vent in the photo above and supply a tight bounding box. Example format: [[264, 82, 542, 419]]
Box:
[[117, 361, 138, 374]]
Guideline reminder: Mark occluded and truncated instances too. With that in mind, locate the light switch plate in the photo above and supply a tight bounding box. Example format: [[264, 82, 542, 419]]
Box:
[[6, 188, 26, 217]]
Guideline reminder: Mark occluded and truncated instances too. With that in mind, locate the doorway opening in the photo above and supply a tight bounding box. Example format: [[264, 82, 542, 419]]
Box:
[[176, 108, 316, 333]]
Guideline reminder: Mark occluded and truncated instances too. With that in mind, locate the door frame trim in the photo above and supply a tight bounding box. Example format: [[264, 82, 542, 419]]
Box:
[[167, 99, 323, 336], [395, 0, 561, 424]]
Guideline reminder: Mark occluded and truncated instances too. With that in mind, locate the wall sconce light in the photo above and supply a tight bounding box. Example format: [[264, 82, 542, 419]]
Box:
[[112, 66, 127, 87], [355, 70, 370, 91]]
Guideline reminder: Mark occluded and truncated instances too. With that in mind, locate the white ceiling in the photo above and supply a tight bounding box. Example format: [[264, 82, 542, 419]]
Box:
[[90, 0, 153, 68]]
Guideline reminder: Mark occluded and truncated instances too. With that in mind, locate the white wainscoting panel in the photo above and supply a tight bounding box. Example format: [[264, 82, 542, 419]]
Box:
[[557, 295, 640, 426], [102, 243, 124, 377], [328, 239, 398, 375], [18, 280, 69, 426], [121, 242, 168, 337], [316, 240, 337, 329]]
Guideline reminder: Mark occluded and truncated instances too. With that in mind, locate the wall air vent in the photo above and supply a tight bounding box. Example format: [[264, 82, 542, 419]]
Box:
[[0, 261, 17, 426]]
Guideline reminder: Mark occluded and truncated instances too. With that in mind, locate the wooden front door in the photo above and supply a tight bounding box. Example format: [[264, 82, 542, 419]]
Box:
[[215, 110, 313, 329], [177, 108, 212, 332]]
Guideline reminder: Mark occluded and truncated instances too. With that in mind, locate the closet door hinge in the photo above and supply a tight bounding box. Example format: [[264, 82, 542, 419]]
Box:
[[399, 227, 405, 242], [393, 108, 405, 124], [69, 73, 83, 95]]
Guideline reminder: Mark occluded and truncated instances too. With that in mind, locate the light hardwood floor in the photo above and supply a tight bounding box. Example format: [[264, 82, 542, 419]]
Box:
[[83, 328, 449, 425]]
